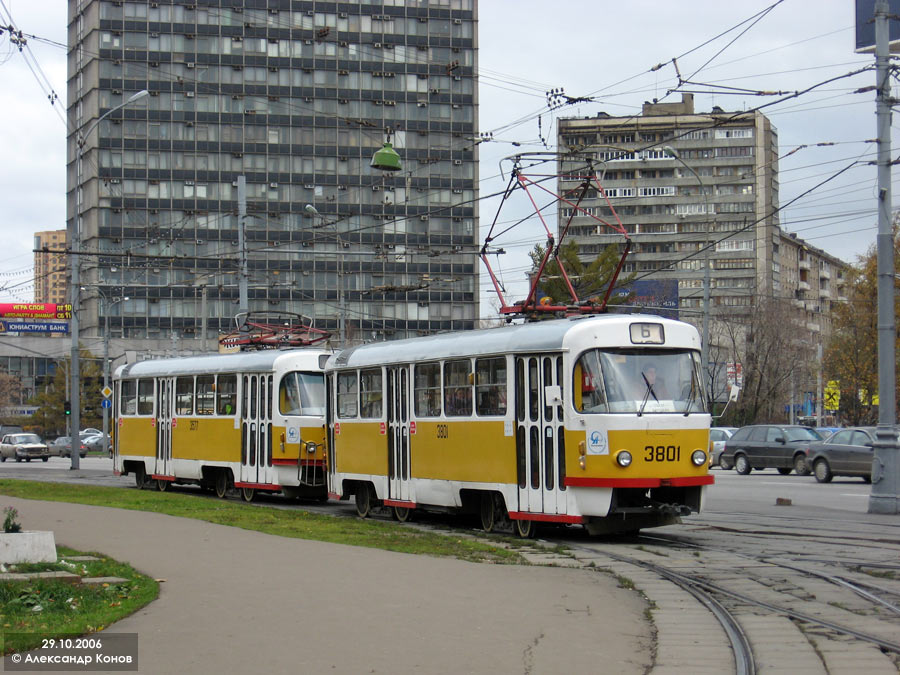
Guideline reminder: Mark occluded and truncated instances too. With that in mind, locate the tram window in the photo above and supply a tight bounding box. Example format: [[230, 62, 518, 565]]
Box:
[[528, 358, 539, 422], [250, 377, 258, 419], [542, 358, 553, 421], [121, 380, 137, 415], [137, 379, 154, 415], [337, 372, 358, 418], [196, 375, 215, 415], [175, 377, 194, 415], [515, 359, 525, 421], [475, 357, 506, 417], [279, 371, 325, 416], [414, 363, 441, 417], [217, 375, 237, 415], [556, 356, 564, 420], [360, 368, 383, 418], [444, 359, 472, 417], [573, 351, 608, 413]]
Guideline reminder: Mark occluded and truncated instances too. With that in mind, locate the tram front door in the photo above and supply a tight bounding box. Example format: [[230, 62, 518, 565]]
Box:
[[240, 373, 273, 487], [515, 355, 567, 516], [155, 377, 173, 478], [387, 366, 411, 504]]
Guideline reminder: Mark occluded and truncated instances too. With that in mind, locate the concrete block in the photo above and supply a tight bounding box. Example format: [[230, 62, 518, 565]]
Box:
[[0, 531, 57, 564]]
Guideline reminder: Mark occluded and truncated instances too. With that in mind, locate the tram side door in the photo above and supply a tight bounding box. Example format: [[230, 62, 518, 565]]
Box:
[[387, 366, 411, 503], [240, 374, 272, 486], [155, 377, 174, 477], [515, 356, 566, 516]]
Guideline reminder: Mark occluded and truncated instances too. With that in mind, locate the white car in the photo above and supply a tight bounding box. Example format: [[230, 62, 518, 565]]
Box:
[[0, 433, 50, 462], [710, 427, 739, 467]]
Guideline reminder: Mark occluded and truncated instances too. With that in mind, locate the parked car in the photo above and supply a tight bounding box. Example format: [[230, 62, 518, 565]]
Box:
[[709, 427, 739, 467], [808, 427, 879, 483], [0, 433, 50, 462], [82, 433, 111, 452], [50, 436, 87, 458], [721, 425, 825, 475], [79, 428, 102, 438]]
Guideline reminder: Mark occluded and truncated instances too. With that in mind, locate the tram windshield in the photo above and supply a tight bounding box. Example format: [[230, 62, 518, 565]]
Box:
[[574, 348, 705, 414], [279, 371, 326, 416]]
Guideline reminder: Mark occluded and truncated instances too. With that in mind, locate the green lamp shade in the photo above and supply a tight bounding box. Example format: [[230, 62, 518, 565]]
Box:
[[371, 142, 402, 171]]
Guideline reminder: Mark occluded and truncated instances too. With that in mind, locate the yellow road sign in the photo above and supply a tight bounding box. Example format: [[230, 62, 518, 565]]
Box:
[[824, 380, 840, 410]]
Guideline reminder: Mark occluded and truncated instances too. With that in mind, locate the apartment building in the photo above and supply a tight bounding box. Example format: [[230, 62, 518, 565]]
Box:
[[67, 0, 479, 353], [34, 230, 69, 305]]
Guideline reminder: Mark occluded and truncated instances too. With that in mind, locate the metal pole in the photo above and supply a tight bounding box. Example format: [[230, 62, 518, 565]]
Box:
[[68, 90, 148, 471], [816, 343, 823, 427], [237, 176, 249, 314], [869, 0, 899, 514], [200, 284, 208, 352], [103, 297, 110, 457]]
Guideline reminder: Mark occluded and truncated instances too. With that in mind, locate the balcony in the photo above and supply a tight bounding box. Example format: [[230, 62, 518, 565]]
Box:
[[798, 281, 810, 291], [799, 259, 811, 270], [819, 288, 831, 298], [820, 269, 831, 280]]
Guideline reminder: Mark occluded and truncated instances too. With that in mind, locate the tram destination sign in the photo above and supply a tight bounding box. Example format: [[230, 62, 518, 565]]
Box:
[[0, 303, 73, 319], [0, 320, 69, 334]]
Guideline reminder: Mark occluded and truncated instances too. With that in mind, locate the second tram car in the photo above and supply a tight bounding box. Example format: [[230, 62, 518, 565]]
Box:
[[325, 314, 712, 535], [113, 349, 330, 501]]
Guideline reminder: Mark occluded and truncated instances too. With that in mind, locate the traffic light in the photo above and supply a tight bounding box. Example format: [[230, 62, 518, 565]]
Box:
[[64, 401, 71, 416]]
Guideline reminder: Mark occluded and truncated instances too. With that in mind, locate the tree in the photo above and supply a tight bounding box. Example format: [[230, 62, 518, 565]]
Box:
[[718, 297, 814, 426], [527, 240, 634, 307], [27, 351, 104, 438], [0, 372, 22, 419], [824, 237, 900, 425]]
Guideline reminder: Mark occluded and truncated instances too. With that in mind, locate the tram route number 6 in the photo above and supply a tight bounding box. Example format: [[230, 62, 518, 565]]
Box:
[[436, 424, 449, 439], [644, 445, 680, 462]]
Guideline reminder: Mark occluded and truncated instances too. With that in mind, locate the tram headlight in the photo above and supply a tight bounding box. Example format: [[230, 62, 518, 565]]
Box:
[[691, 449, 707, 466], [615, 450, 632, 467], [306, 440, 318, 454]]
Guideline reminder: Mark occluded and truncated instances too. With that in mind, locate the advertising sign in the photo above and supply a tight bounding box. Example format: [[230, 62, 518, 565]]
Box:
[[612, 279, 679, 319], [0, 320, 69, 334], [0, 303, 72, 319]]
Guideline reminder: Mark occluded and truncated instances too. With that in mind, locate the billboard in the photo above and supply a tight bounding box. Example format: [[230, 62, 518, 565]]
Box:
[[855, 0, 900, 52], [0, 320, 70, 334], [612, 279, 679, 319], [0, 303, 72, 319]]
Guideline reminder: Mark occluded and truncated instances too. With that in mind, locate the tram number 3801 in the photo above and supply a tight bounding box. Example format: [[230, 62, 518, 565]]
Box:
[[644, 445, 681, 462]]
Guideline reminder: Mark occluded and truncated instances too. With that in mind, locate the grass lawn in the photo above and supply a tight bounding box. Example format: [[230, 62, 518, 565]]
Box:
[[0, 480, 522, 564], [0, 546, 158, 655]]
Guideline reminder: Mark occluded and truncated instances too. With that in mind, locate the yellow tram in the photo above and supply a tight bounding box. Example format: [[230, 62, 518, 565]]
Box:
[[325, 314, 712, 535], [112, 350, 330, 501]]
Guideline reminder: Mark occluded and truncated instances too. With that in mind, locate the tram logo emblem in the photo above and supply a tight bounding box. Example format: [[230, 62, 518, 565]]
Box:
[[286, 426, 300, 444], [588, 430, 608, 455]]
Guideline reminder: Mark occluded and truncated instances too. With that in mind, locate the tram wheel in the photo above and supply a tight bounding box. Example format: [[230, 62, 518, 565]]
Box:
[[156, 479, 168, 492], [355, 483, 373, 518], [134, 465, 148, 489], [480, 493, 496, 533], [392, 506, 413, 522], [215, 471, 229, 499], [241, 487, 255, 503], [514, 518, 536, 539]]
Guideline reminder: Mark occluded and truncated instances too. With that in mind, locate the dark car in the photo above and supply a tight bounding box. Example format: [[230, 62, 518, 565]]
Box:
[[50, 436, 88, 459], [808, 427, 879, 483], [721, 425, 825, 475]]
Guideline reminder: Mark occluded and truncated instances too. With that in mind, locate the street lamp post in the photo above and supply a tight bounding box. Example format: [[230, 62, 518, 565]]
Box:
[[664, 146, 712, 403], [305, 204, 346, 348], [70, 90, 148, 470], [93, 289, 128, 457]]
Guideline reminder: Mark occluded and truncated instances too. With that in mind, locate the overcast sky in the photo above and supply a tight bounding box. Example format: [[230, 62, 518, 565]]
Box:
[[0, 0, 888, 311]]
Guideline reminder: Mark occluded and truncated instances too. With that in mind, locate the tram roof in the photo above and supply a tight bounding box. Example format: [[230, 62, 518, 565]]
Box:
[[329, 314, 695, 369], [114, 349, 330, 379]]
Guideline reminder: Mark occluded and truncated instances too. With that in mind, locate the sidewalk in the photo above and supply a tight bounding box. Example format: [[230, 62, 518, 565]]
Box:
[[5, 497, 651, 674]]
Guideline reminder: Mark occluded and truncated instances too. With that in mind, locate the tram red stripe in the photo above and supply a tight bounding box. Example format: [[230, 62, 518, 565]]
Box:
[[233, 482, 282, 491], [327, 491, 341, 501], [383, 499, 417, 508], [271, 458, 325, 467], [150, 474, 175, 481], [565, 475, 714, 488], [507, 512, 584, 524]]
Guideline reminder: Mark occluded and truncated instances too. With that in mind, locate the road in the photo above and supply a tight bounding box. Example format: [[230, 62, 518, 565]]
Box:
[[0, 458, 875, 515]]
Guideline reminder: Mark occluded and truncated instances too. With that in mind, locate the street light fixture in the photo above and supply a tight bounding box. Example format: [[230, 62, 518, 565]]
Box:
[[664, 145, 712, 405], [69, 89, 148, 470]]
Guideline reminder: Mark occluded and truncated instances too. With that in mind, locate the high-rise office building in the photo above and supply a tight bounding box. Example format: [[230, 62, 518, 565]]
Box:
[[34, 229, 68, 305], [67, 1, 479, 353]]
